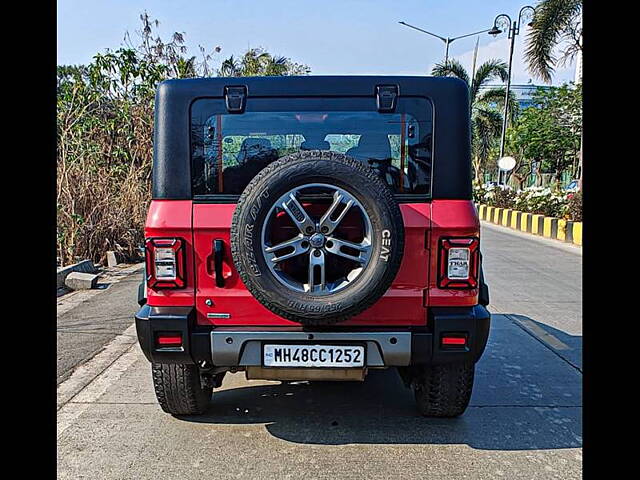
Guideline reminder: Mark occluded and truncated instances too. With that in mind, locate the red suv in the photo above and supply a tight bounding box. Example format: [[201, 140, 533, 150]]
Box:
[[135, 76, 491, 417]]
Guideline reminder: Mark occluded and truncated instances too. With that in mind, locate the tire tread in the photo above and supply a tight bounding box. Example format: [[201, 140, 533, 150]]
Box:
[[413, 362, 475, 417], [152, 363, 211, 415]]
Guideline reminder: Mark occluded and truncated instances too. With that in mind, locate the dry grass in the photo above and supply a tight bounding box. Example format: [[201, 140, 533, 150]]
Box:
[[57, 100, 153, 266]]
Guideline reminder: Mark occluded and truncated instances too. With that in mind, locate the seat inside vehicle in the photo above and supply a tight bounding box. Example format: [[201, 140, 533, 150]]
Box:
[[346, 134, 404, 189], [223, 137, 279, 194]]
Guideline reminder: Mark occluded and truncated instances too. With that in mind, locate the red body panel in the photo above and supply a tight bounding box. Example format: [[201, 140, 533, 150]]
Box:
[[145, 198, 480, 324], [427, 200, 480, 307], [145, 200, 195, 307], [191, 203, 431, 326]]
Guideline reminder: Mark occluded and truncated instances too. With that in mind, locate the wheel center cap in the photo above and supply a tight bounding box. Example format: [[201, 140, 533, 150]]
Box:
[[309, 233, 326, 248]]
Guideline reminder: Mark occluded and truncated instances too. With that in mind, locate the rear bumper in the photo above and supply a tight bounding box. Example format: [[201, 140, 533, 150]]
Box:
[[135, 305, 490, 367]]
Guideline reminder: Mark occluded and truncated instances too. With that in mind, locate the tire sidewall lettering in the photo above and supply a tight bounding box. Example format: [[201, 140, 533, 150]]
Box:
[[380, 228, 392, 262]]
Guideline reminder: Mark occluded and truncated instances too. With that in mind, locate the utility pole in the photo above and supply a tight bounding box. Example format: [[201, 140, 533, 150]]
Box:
[[488, 5, 536, 184]]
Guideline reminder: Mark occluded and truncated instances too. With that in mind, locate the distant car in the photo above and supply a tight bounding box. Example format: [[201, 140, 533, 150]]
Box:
[[484, 181, 499, 188]]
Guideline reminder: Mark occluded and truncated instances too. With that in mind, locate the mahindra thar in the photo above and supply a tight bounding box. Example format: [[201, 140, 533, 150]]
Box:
[[135, 76, 491, 417]]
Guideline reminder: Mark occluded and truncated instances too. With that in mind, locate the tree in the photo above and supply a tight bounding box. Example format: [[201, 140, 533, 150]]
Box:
[[525, 0, 583, 190], [524, 0, 582, 84], [506, 84, 581, 185], [432, 59, 517, 182], [57, 12, 311, 265], [218, 47, 310, 77]]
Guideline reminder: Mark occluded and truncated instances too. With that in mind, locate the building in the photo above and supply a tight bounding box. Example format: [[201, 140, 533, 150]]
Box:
[[574, 50, 582, 84], [478, 83, 552, 110]]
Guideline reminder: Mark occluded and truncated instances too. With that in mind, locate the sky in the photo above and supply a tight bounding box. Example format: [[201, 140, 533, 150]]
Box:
[[57, 0, 577, 86]]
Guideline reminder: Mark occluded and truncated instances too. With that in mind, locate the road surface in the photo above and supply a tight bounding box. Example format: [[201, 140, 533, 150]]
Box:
[[57, 222, 582, 479]]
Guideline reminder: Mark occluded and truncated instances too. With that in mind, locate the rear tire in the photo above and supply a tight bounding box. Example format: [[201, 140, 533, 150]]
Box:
[[152, 363, 212, 415], [412, 362, 475, 417]]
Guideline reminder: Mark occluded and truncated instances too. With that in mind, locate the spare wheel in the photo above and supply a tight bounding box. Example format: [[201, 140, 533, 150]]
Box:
[[230, 151, 405, 326]]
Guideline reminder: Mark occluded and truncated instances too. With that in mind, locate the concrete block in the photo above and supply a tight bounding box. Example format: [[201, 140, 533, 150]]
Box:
[[106, 251, 125, 267], [56, 259, 99, 289], [65, 272, 99, 290], [510, 211, 520, 229], [572, 222, 582, 246]]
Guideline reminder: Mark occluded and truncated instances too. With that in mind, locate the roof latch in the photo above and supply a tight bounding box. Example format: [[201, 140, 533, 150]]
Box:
[[224, 85, 247, 113], [376, 85, 399, 112]]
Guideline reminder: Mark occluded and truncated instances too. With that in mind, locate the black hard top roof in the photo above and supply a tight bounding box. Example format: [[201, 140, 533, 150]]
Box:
[[153, 75, 471, 200]]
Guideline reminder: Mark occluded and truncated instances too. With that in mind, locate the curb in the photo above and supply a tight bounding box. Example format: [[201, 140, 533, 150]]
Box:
[[56, 259, 99, 289], [476, 204, 582, 246]]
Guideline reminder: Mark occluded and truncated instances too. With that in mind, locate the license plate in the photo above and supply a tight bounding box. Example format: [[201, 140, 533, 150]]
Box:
[[263, 344, 365, 368]]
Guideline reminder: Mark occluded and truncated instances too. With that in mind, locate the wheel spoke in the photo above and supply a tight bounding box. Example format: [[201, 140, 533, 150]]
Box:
[[264, 234, 309, 263], [319, 190, 355, 234], [307, 250, 326, 293], [262, 183, 373, 295], [325, 237, 371, 264], [281, 193, 316, 234]]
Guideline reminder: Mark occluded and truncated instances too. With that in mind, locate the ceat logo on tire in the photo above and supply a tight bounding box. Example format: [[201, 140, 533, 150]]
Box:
[[380, 229, 391, 261]]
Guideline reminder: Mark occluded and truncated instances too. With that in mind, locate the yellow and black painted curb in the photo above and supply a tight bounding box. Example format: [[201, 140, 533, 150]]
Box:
[[476, 204, 582, 246]]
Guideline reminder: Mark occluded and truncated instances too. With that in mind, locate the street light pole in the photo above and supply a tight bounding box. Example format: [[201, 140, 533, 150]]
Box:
[[489, 6, 536, 185], [398, 21, 491, 65]]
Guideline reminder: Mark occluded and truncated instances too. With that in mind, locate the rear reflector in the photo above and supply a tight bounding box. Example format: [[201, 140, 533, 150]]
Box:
[[157, 334, 182, 346], [442, 336, 466, 346]]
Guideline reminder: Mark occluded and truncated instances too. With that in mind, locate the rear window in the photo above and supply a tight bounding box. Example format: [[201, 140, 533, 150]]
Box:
[[190, 96, 433, 198]]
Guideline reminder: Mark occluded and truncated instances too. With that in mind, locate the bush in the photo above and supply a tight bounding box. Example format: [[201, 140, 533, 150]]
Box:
[[566, 190, 582, 221], [476, 183, 576, 220], [472, 182, 489, 204], [57, 53, 157, 265], [492, 188, 517, 209], [513, 187, 568, 218]]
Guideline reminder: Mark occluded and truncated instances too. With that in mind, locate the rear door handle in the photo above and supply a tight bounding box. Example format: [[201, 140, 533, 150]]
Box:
[[213, 239, 225, 287]]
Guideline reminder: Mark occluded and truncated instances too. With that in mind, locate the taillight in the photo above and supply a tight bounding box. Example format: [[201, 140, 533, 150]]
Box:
[[145, 238, 186, 289], [438, 237, 479, 289]]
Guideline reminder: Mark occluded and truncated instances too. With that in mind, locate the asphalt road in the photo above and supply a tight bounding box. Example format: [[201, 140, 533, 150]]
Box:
[[57, 264, 144, 384], [57, 222, 582, 479]]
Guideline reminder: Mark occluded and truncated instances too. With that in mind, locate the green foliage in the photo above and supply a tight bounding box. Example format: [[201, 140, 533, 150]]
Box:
[[513, 187, 568, 218], [567, 190, 582, 221], [475, 183, 580, 220], [431, 59, 515, 183], [525, 0, 582, 83], [472, 181, 490, 204], [218, 47, 310, 77], [57, 12, 310, 265], [492, 188, 517, 209], [480, 185, 581, 220], [508, 84, 581, 180]]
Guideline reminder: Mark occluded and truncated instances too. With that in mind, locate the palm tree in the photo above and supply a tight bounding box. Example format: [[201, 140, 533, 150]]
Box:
[[219, 55, 241, 77], [174, 56, 197, 78], [432, 59, 517, 182], [525, 0, 582, 190], [524, 0, 582, 84], [219, 49, 294, 77]]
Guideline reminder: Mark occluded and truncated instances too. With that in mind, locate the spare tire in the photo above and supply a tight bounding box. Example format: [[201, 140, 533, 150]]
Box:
[[230, 151, 405, 325]]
